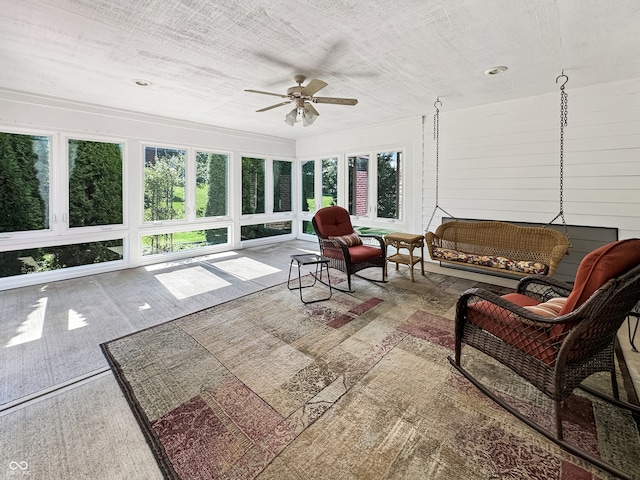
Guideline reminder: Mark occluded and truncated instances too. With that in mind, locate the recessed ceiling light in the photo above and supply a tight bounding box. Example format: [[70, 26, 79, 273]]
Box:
[[133, 79, 152, 87], [483, 66, 508, 75]]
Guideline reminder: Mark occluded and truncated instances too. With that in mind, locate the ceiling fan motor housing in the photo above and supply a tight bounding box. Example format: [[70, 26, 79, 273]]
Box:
[[287, 86, 305, 97]]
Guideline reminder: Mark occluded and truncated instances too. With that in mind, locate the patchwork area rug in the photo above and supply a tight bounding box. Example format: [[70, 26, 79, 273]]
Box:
[[101, 272, 640, 480]]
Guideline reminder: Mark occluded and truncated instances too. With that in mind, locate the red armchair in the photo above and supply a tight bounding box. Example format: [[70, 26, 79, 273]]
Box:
[[451, 238, 640, 479], [312, 206, 386, 292]]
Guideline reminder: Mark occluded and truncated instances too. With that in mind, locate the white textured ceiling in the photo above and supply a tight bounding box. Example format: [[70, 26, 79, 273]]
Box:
[[1, 0, 640, 140]]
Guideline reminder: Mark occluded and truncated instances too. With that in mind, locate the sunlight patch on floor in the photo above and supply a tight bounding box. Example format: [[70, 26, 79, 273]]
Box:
[[210, 257, 280, 280], [6, 297, 47, 347], [155, 266, 231, 300], [68, 309, 89, 330]]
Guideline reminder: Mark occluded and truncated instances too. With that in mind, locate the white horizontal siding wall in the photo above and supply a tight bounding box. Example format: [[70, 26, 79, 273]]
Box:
[[422, 78, 640, 240]]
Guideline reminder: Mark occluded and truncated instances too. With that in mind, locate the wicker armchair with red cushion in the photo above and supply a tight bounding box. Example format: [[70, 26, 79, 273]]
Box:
[[451, 238, 640, 479], [312, 206, 386, 292]]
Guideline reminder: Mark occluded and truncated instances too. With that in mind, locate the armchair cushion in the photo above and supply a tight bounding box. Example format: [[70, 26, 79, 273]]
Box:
[[467, 293, 557, 365], [313, 206, 355, 238], [322, 243, 383, 262], [347, 244, 384, 262], [560, 238, 640, 315]]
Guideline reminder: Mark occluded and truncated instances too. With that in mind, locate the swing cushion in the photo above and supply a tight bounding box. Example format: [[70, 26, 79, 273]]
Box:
[[431, 248, 548, 275]]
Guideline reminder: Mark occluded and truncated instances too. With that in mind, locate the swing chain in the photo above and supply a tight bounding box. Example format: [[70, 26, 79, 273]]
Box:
[[433, 98, 441, 206], [427, 98, 451, 231], [554, 73, 570, 238]]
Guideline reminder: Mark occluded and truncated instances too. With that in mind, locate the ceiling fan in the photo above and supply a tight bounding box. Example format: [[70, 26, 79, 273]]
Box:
[[245, 75, 358, 127]]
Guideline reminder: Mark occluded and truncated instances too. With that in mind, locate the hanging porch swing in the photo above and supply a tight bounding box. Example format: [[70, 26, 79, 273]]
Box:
[[424, 76, 572, 277]]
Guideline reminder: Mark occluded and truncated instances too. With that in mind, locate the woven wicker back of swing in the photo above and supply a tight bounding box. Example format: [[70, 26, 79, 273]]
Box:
[[426, 220, 571, 276]]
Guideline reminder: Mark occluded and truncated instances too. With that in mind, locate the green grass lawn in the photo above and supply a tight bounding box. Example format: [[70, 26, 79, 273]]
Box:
[[354, 226, 397, 236], [159, 185, 208, 218], [306, 195, 337, 210]]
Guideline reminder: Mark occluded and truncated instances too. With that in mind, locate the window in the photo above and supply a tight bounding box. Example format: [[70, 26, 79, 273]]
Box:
[[273, 160, 292, 213], [348, 154, 369, 216], [302, 219, 315, 235], [0, 132, 128, 279], [68, 139, 123, 227], [142, 228, 227, 256], [196, 151, 228, 218], [242, 156, 265, 214], [0, 132, 49, 233], [322, 158, 338, 208], [144, 146, 186, 222], [377, 151, 401, 220], [0, 240, 123, 278], [301, 160, 315, 212], [241, 221, 292, 240]]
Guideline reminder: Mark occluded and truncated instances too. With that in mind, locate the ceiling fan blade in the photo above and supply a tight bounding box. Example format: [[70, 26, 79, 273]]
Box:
[[301, 79, 327, 96], [304, 102, 320, 117], [256, 101, 292, 112], [245, 89, 289, 98], [313, 96, 358, 106]]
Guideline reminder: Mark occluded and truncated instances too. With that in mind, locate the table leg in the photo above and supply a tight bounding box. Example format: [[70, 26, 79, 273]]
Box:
[[409, 247, 415, 282]]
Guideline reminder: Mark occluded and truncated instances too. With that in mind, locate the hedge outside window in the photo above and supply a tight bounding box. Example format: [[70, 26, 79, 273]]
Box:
[[0, 132, 49, 233], [301, 160, 314, 212], [68, 139, 123, 227], [196, 151, 228, 218], [242, 156, 265, 215]]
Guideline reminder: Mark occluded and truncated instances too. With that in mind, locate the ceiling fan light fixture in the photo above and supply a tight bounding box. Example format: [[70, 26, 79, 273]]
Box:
[[302, 109, 318, 127], [284, 108, 297, 126]]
